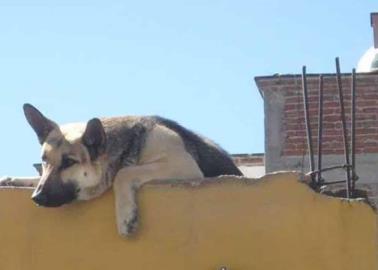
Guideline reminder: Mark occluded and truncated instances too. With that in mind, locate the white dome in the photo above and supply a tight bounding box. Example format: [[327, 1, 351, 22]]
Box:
[[357, 46, 378, 72]]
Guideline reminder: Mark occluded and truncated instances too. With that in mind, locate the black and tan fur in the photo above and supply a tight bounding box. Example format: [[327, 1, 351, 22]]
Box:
[[0, 104, 242, 237]]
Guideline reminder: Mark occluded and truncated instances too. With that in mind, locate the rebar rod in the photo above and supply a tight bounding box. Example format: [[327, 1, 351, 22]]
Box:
[[335, 57, 351, 198], [317, 75, 324, 186], [322, 180, 352, 185], [301, 66, 315, 184], [351, 68, 357, 194], [306, 164, 352, 175]]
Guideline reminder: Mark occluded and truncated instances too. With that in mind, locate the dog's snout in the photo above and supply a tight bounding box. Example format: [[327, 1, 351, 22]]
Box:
[[30, 180, 77, 207], [31, 191, 48, 206]]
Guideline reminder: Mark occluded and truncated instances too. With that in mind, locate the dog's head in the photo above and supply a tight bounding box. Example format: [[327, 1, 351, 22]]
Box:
[[23, 104, 107, 207]]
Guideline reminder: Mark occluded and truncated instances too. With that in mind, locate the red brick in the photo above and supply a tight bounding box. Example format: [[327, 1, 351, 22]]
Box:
[[259, 73, 378, 156]]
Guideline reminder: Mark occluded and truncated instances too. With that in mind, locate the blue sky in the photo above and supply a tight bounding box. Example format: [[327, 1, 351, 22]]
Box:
[[0, 1, 376, 176]]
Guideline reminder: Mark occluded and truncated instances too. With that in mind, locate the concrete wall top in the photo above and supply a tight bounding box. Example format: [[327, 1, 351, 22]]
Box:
[[0, 172, 376, 270]]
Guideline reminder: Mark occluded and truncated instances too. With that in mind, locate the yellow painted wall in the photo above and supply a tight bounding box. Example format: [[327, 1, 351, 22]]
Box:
[[0, 172, 376, 270]]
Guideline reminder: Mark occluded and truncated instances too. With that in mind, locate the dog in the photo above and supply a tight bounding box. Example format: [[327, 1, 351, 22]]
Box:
[[0, 104, 243, 237]]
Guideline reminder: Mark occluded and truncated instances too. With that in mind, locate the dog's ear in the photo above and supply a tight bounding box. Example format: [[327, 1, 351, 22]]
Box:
[[82, 118, 106, 161], [23, 103, 58, 144]]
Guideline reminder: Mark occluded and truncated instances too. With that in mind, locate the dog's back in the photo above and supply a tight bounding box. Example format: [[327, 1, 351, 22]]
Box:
[[101, 116, 242, 177], [153, 117, 242, 177]]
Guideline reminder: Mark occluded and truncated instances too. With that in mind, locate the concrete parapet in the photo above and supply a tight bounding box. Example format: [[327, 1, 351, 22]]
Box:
[[0, 172, 376, 270]]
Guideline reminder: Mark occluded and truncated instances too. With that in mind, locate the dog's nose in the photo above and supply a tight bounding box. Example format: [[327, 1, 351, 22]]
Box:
[[31, 192, 48, 206]]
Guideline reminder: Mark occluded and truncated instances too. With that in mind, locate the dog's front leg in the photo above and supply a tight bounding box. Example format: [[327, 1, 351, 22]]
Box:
[[0, 176, 40, 187], [112, 162, 170, 237], [112, 158, 203, 237], [113, 175, 139, 237]]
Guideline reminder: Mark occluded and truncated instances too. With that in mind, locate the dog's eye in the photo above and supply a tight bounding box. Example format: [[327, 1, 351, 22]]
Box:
[[41, 155, 48, 166], [61, 157, 78, 170]]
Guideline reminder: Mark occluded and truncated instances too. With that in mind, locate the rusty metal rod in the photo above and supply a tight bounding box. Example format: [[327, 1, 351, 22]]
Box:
[[306, 164, 352, 175], [351, 68, 357, 194], [317, 75, 324, 186], [302, 66, 315, 184], [322, 180, 352, 185], [335, 57, 351, 198]]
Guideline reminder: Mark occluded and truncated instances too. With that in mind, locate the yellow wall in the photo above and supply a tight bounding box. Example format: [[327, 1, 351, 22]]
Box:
[[0, 172, 376, 270]]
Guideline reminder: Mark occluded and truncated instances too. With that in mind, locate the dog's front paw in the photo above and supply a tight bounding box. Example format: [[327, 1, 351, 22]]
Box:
[[0, 176, 13, 186], [118, 210, 139, 237], [125, 213, 139, 235]]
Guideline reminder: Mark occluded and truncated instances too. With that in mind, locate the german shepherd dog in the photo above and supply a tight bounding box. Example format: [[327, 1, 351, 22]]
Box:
[[0, 104, 242, 237]]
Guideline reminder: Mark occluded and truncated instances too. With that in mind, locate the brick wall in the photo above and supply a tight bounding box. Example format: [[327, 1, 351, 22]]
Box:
[[232, 153, 264, 167], [256, 74, 378, 158], [256, 73, 378, 205], [231, 154, 265, 178]]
